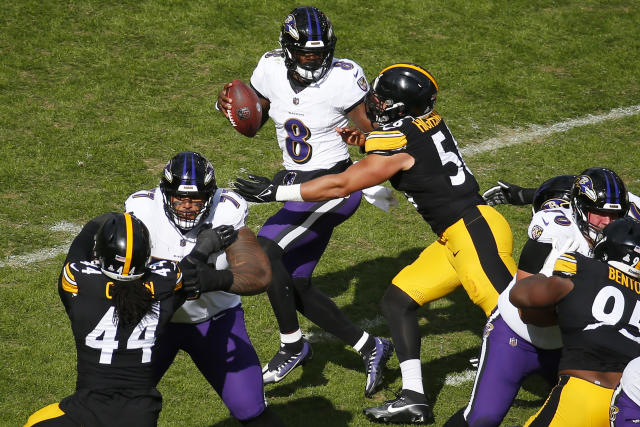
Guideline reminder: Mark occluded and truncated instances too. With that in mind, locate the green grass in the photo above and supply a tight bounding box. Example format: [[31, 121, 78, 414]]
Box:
[[1, 1, 639, 425]]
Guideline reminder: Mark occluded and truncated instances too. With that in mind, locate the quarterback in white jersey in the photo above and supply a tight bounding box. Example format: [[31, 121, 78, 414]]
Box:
[[447, 168, 631, 427], [217, 6, 393, 397], [124, 152, 282, 425], [250, 50, 369, 171]]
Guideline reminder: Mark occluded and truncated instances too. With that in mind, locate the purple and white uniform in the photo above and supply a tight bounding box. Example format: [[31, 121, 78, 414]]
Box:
[[454, 205, 591, 427], [125, 187, 266, 421], [250, 50, 369, 275]]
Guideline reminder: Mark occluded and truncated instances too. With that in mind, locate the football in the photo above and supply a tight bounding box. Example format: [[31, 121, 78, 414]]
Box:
[[224, 79, 262, 137]]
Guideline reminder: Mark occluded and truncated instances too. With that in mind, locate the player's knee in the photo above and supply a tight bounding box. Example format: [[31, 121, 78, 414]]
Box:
[[381, 284, 419, 319]]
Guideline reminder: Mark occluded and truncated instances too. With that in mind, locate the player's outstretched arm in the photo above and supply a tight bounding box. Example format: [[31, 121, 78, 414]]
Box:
[[235, 153, 411, 203], [482, 180, 536, 206]]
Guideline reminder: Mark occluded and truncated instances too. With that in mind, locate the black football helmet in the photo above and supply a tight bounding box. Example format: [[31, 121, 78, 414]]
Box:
[[532, 175, 575, 214], [94, 213, 151, 281], [366, 63, 438, 125], [571, 167, 629, 243], [160, 152, 217, 231], [593, 217, 640, 279], [279, 6, 337, 83]]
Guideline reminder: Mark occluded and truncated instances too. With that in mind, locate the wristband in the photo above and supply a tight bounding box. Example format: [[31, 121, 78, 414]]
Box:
[[275, 184, 304, 202]]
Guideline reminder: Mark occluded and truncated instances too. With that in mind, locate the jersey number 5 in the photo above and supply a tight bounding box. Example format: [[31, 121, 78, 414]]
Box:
[[86, 303, 160, 364], [432, 130, 471, 186]]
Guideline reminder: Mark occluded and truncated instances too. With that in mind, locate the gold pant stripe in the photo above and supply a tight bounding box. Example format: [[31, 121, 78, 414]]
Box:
[[392, 205, 516, 316], [24, 402, 65, 427], [524, 375, 614, 426]]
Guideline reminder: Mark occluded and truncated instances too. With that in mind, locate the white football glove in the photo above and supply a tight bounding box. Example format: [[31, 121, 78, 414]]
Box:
[[539, 238, 581, 276]]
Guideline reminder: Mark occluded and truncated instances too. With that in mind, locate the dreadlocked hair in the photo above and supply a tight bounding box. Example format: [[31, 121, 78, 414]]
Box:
[[110, 280, 155, 327]]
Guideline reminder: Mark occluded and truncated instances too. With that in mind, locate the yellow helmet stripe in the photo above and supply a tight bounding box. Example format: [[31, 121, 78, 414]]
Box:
[[379, 63, 438, 90], [122, 213, 133, 275]]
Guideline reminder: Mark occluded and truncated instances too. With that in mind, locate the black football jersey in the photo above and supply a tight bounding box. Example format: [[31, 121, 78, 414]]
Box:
[[554, 252, 640, 372], [59, 259, 184, 390], [364, 111, 484, 235]]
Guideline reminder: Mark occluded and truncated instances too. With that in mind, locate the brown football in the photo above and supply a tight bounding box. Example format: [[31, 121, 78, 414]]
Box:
[[224, 80, 262, 137]]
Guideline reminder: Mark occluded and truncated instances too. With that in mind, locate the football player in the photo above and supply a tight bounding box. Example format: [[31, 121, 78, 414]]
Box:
[[444, 168, 630, 427], [24, 212, 238, 426], [611, 357, 640, 426], [510, 217, 640, 426], [235, 63, 518, 424], [217, 6, 393, 397], [482, 175, 640, 220], [125, 152, 283, 426]]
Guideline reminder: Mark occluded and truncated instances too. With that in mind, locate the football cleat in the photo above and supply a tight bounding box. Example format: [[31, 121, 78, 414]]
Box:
[[363, 337, 394, 397], [262, 340, 313, 385], [363, 391, 434, 424]]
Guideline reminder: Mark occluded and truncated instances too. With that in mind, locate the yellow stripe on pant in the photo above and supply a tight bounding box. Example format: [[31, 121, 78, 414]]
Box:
[[524, 375, 614, 427], [392, 204, 516, 316]]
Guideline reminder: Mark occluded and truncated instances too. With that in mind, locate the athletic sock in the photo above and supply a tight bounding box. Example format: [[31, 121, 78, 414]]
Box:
[[400, 359, 424, 394]]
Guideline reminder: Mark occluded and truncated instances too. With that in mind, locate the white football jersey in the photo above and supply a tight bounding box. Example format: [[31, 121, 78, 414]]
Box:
[[250, 49, 370, 171], [621, 357, 640, 407], [124, 187, 248, 323], [498, 205, 591, 349]]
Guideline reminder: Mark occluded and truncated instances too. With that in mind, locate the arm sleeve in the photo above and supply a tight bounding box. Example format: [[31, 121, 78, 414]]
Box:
[[518, 239, 552, 274]]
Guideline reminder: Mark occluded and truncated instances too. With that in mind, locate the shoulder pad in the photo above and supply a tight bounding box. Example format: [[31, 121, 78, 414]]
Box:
[[553, 252, 578, 276], [364, 121, 409, 154], [528, 207, 576, 243]]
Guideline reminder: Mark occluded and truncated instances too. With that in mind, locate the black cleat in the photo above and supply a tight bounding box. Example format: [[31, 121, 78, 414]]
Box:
[[363, 391, 434, 424]]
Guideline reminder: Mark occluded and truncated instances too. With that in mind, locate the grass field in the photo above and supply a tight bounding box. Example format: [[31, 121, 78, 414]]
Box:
[[1, 1, 639, 426]]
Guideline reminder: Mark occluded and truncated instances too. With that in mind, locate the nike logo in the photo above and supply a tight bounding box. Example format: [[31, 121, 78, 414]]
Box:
[[542, 218, 549, 226], [386, 404, 429, 414], [453, 250, 460, 257]]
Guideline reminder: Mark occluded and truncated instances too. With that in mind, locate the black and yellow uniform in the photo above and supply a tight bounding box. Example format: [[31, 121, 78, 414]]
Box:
[[25, 218, 184, 427], [365, 112, 516, 315], [524, 252, 640, 426]]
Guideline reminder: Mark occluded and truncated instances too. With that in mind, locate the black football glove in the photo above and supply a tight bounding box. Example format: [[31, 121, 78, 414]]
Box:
[[189, 224, 238, 262], [482, 180, 530, 206], [178, 256, 201, 299], [178, 256, 234, 299], [234, 175, 278, 203]]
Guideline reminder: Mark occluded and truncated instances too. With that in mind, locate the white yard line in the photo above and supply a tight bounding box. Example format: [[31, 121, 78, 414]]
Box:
[[4, 104, 640, 271], [0, 222, 80, 268], [460, 104, 640, 156]]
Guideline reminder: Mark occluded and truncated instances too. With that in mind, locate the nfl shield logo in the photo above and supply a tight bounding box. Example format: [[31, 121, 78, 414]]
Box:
[[293, 97, 299, 105], [509, 337, 518, 347]]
